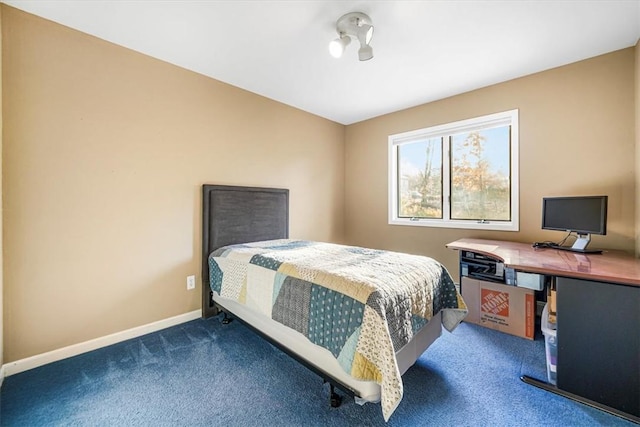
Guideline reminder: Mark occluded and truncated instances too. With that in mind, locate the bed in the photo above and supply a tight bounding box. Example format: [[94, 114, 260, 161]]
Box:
[[201, 184, 467, 421]]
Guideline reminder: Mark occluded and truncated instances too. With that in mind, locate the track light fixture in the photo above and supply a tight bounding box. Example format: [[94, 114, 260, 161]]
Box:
[[328, 12, 374, 61]]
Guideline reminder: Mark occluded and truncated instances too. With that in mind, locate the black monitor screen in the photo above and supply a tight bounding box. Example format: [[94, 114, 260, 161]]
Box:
[[542, 196, 607, 235]]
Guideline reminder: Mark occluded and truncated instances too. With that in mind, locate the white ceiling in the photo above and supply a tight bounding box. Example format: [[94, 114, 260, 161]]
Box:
[[3, 1, 640, 125]]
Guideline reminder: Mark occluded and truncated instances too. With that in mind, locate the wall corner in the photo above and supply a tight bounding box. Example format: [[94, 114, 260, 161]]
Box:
[[0, 3, 5, 371], [635, 39, 640, 257]]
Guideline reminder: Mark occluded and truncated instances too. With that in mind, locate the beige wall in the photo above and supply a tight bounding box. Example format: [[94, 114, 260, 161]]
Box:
[[2, 6, 345, 362], [0, 4, 3, 371], [345, 48, 636, 279]]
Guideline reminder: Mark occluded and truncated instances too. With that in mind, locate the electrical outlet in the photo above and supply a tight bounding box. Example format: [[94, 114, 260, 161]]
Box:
[[187, 275, 196, 290]]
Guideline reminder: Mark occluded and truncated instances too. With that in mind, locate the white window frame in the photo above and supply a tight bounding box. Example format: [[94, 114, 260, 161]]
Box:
[[388, 109, 519, 231]]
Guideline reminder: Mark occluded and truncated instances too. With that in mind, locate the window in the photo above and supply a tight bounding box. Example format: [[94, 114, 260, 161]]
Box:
[[388, 109, 519, 231]]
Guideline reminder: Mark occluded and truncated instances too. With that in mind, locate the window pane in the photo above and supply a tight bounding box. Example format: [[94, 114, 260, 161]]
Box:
[[397, 138, 442, 218], [450, 126, 511, 221]]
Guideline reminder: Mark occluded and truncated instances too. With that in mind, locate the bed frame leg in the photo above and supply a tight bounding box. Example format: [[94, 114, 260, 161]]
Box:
[[329, 383, 342, 408], [221, 311, 233, 325]]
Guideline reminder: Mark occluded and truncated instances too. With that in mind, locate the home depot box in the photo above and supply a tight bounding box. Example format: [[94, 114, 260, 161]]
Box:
[[461, 277, 535, 340]]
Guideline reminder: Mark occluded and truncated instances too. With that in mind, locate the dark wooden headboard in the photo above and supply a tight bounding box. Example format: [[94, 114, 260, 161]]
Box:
[[201, 184, 289, 318]]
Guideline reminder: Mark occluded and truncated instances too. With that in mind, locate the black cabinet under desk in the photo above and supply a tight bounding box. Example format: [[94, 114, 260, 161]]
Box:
[[556, 277, 640, 420]]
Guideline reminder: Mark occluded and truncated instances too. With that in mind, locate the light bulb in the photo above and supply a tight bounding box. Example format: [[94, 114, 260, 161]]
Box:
[[360, 24, 374, 45], [329, 34, 350, 58]]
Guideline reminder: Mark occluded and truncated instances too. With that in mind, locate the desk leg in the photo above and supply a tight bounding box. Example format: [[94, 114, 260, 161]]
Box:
[[520, 375, 640, 424]]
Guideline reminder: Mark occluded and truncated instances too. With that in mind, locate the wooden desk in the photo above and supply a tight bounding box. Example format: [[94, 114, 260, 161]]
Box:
[[447, 239, 640, 423], [446, 238, 640, 286]]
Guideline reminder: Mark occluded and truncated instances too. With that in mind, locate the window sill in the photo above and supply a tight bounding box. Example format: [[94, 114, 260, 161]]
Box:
[[388, 218, 519, 232]]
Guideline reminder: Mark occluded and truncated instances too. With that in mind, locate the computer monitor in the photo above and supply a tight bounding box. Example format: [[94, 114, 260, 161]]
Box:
[[541, 195, 607, 253]]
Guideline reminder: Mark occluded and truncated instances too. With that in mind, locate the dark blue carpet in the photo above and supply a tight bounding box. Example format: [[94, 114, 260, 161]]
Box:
[[0, 316, 634, 426]]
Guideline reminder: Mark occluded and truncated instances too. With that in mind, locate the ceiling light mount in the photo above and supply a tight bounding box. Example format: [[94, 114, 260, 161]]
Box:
[[329, 12, 374, 61]]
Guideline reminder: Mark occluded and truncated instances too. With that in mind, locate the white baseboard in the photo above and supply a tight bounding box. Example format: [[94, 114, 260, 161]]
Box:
[[2, 310, 201, 377]]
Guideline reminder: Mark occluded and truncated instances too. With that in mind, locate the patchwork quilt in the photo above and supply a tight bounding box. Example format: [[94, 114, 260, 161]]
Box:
[[208, 239, 467, 421]]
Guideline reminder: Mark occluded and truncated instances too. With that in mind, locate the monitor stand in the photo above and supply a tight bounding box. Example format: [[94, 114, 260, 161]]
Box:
[[556, 233, 603, 254]]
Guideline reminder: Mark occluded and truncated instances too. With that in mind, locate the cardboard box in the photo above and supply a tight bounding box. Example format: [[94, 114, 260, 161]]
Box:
[[547, 281, 557, 324], [461, 277, 535, 340]]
